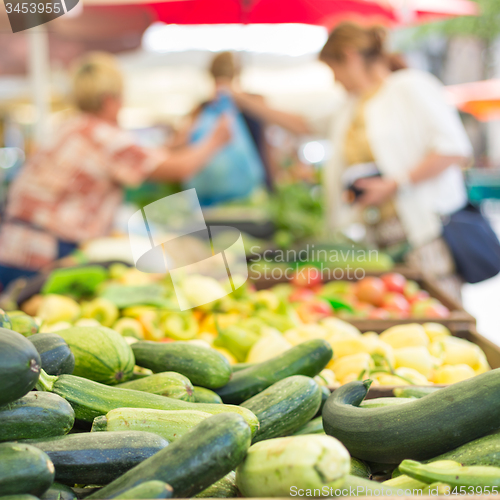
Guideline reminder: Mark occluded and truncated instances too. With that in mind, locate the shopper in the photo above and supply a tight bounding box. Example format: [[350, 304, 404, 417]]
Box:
[[233, 23, 473, 298], [0, 52, 230, 288]]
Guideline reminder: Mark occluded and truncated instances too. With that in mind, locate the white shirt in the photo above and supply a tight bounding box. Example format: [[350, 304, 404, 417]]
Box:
[[310, 69, 472, 248]]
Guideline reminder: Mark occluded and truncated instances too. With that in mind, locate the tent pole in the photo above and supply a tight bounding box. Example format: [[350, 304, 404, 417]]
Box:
[[28, 25, 50, 146]]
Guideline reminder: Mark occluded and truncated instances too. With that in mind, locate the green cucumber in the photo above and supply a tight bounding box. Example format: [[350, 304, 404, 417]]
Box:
[[0, 392, 74, 442], [0, 328, 41, 406], [29, 333, 75, 376], [360, 397, 413, 409], [241, 375, 322, 442], [131, 342, 231, 389], [40, 483, 77, 500], [0, 496, 39, 500], [111, 481, 173, 499], [195, 472, 238, 498], [91, 408, 211, 442], [350, 458, 371, 479], [56, 327, 135, 385], [315, 385, 330, 417], [232, 362, 254, 373], [193, 387, 222, 404], [116, 372, 194, 401], [36, 370, 258, 435], [216, 339, 332, 404], [87, 413, 252, 499], [322, 369, 500, 464], [29, 431, 168, 485], [425, 429, 500, 467], [332, 476, 401, 497], [393, 386, 440, 398], [293, 416, 324, 436], [0, 442, 55, 496]]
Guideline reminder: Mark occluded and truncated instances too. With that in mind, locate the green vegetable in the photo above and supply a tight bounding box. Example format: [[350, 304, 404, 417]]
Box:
[[0, 328, 41, 406], [241, 375, 322, 442], [161, 312, 197, 341], [393, 386, 440, 398], [92, 408, 211, 442], [88, 413, 252, 499], [29, 333, 75, 376], [9, 314, 39, 337], [0, 391, 74, 442], [57, 327, 135, 385], [99, 284, 173, 308], [81, 298, 119, 328], [360, 397, 413, 408], [192, 387, 223, 404], [29, 431, 168, 486], [40, 482, 77, 500], [117, 372, 194, 401], [111, 481, 173, 499], [0, 495, 39, 500], [332, 475, 400, 497], [195, 472, 238, 498], [236, 435, 350, 497], [350, 458, 371, 479], [0, 442, 55, 497], [42, 266, 108, 298], [132, 341, 231, 389], [216, 339, 333, 404], [293, 416, 324, 436], [36, 370, 259, 435], [382, 473, 428, 490], [213, 326, 259, 362], [322, 370, 500, 464]]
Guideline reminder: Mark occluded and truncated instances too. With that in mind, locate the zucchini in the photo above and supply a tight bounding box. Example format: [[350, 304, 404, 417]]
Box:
[[360, 397, 413, 409], [56, 327, 135, 385], [0, 328, 41, 406], [36, 370, 259, 435], [0, 392, 74, 442], [195, 472, 238, 498], [315, 385, 330, 417], [0, 496, 39, 500], [29, 333, 75, 376], [9, 314, 39, 338], [350, 458, 371, 479], [131, 342, 231, 389], [29, 431, 168, 485], [293, 416, 324, 436], [0, 442, 55, 496], [425, 429, 500, 467], [91, 408, 211, 442], [40, 483, 77, 500], [87, 413, 252, 499], [193, 387, 223, 404], [216, 339, 332, 404], [393, 386, 440, 398], [232, 362, 254, 372], [111, 481, 173, 499], [117, 372, 194, 401], [241, 375, 322, 442], [322, 369, 500, 464]]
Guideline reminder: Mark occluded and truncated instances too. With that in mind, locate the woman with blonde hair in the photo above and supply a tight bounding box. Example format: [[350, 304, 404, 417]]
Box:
[[0, 52, 230, 287], [233, 22, 474, 297]]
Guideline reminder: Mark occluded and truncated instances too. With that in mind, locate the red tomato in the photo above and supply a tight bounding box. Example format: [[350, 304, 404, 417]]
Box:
[[368, 308, 391, 319], [412, 298, 450, 318], [295, 300, 333, 323], [407, 290, 430, 304], [290, 266, 323, 288], [355, 277, 387, 307], [159, 337, 175, 343], [289, 287, 316, 303], [381, 273, 407, 294], [382, 292, 410, 316]]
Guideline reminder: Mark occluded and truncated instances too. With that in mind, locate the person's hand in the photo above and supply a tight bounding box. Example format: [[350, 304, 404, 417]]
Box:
[[209, 115, 232, 149], [355, 177, 398, 208]]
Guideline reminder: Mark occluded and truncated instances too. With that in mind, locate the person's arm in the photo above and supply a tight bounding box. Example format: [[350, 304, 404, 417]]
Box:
[[149, 115, 231, 182], [232, 92, 311, 136]]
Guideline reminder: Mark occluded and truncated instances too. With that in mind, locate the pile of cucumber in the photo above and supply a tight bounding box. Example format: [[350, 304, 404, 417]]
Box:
[[3, 320, 500, 500]]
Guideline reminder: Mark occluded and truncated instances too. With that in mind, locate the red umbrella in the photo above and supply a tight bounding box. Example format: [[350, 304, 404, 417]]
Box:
[[446, 80, 500, 122]]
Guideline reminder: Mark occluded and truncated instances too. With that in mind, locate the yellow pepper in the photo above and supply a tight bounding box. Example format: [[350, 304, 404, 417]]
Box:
[[431, 337, 484, 369], [112, 317, 145, 340], [394, 367, 431, 385], [329, 337, 371, 359], [321, 318, 361, 341], [379, 324, 429, 349], [314, 369, 336, 387], [423, 323, 451, 342], [246, 332, 292, 364], [37, 294, 80, 324], [283, 324, 327, 346], [433, 364, 475, 384], [81, 297, 119, 327], [331, 352, 374, 382], [373, 373, 411, 386], [394, 346, 435, 378]]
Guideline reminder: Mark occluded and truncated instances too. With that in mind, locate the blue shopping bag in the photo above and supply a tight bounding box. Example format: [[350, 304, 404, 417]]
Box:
[[185, 93, 265, 206]]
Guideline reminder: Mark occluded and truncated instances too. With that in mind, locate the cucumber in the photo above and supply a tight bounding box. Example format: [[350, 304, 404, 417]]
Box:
[[40, 483, 77, 500], [425, 429, 500, 467], [322, 369, 500, 464], [111, 481, 173, 499], [360, 397, 413, 409], [116, 372, 194, 402], [241, 375, 322, 442], [0, 392, 75, 442], [315, 385, 330, 417], [87, 413, 252, 499], [232, 362, 254, 372], [56, 327, 135, 385], [0, 496, 39, 500], [195, 472, 238, 498], [350, 458, 372, 479], [0, 442, 55, 496], [393, 386, 440, 398], [293, 416, 324, 436], [29, 333, 75, 376], [193, 387, 222, 404], [36, 370, 259, 435], [216, 339, 332, 404], [0, 329, 41, 407], [29, 431, 168, 485], [91, 408, 211, 442], [131, 342, 231, 389]]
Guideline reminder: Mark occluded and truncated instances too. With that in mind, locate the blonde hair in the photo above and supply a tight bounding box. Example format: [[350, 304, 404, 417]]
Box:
[[209, 52, 239, 81], [319, 22, 406, 71], [72, 52, 124, 113]]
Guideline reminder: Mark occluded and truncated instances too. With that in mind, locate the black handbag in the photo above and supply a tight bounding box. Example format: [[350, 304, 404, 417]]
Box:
[[442, 204, 500, 284]]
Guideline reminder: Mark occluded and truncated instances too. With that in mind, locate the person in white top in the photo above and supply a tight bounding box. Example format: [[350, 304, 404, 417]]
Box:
[[233, 23, 472, 296]]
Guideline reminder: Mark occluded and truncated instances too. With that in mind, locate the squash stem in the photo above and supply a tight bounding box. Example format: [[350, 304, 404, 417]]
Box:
[[36, 369, 57, 392]]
